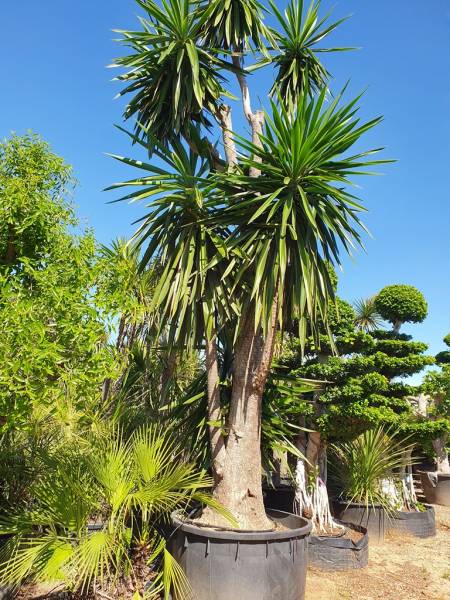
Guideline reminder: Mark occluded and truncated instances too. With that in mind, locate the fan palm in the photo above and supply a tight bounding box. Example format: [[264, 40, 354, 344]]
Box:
[[0, 425, 229, 598], [353, 296, 383, 332]]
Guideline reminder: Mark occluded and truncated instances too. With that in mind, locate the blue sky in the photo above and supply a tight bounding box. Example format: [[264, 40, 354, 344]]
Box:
[[1, 0, 449, 368]]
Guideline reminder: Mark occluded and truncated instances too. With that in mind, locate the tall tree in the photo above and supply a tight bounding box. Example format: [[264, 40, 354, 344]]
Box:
[[111, 0, 388, 529], [0, 133, 120, 431]]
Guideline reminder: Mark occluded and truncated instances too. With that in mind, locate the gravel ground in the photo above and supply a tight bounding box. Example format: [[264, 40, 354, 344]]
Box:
[[306, 505, 450, 600]]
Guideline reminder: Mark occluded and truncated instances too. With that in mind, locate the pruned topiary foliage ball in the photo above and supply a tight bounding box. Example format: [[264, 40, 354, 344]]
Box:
[[374, 284, 428, 328]]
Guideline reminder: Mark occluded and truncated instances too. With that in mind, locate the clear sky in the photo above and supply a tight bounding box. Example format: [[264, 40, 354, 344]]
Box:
[[1, 0, 449, 368]]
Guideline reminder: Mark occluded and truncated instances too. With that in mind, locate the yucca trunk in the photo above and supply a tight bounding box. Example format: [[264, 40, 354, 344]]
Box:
[[217, 306, 277, 529], [203, 302, 278, 530]]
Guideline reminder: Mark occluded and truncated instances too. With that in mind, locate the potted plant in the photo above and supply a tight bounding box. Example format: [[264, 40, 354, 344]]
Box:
[[293, 459, 369, 571], [331, 427, 435, 543], [111, 0, 388, 596], [418, 335, 450, 506]]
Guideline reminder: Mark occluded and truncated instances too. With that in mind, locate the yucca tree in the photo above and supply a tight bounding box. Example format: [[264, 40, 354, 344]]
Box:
[[113, 0, 389, 529], [267, 0, 351, 101]]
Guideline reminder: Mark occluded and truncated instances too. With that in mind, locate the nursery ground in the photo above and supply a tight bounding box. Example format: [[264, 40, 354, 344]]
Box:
[[306, 505, 450, 600]]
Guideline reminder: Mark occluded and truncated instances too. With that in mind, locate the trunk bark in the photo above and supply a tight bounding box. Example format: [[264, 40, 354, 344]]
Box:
[[217, 105, 237, 167], [201, 300, 278, 530], [213, 302, 278, 529], [205, 336, 226, 487], [432, 435, 450, 473]]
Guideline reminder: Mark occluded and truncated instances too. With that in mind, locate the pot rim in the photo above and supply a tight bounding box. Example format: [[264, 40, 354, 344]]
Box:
[[171, 508, 311, 542]]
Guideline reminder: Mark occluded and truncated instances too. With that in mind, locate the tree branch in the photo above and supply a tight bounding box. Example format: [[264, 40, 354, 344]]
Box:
[[217, 104, 238, 168], [232, 53, 253, 122]]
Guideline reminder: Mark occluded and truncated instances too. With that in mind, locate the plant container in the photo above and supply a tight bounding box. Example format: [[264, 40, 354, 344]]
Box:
[[419, 471, 450, 507], [333, 501, 386, 544], [388, 505, 436, 538], [170, 509, 311, 600], [307, 521, 368, 571]]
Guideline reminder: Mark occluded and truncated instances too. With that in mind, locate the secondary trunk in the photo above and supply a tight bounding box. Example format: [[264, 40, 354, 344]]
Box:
[[432, 435, 450, 473]]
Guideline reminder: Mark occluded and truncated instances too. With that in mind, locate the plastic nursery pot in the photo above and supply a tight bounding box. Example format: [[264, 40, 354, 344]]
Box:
[[419, 471, 450, 507], [170, 509, 311, 600], [388, 505, 436, 539], [333, 501, 386, 544], [308, 521, 368, 571]]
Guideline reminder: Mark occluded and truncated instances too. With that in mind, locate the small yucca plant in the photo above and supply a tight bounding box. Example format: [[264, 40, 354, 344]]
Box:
[[331, 427, 416, 512]]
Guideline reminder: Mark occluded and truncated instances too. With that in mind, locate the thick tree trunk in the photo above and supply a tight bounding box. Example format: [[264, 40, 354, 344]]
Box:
[[215, 303, 277, 529], [432, 435, 450, 473], [201, 301, 278, 530]]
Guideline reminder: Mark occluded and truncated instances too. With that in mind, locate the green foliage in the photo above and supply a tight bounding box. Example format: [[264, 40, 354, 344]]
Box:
[[331, 427, 415, 510], [282, 277, 433, 441], [109, 139, 230, 349], [375, 284, 428, 328], [114, 0, 234, 146], [353, 296, 383, 332], [0, 425, 226, 597], [199, 0, 270, 50], [0, 133, 73, 271], [214, 90, 385, 341], [423, 365, 450, 419], [0, 234, 119, 429], [268, 0, 350, 101], [435, 335, 450, 365]]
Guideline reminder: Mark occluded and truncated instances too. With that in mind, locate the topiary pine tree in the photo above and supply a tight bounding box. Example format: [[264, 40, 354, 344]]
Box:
[[435, 333, 450, 365], [280, 284, 434, 451]]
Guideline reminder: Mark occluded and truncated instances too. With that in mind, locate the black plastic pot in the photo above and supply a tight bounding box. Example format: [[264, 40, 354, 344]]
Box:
[[388, 505, 436, 538], [170, 509, 311, 600], [333, 502, 386, 544], [308, 521, 368, 571], [419, 471, 450, 507]]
